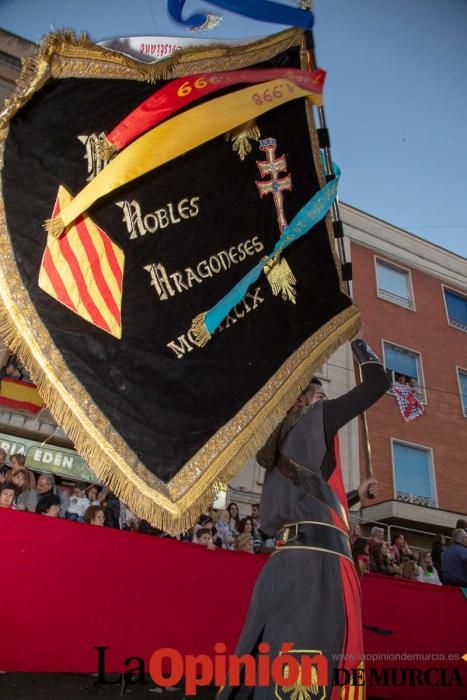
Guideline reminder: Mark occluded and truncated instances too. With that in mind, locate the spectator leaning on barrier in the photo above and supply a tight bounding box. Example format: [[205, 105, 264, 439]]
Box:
[[442, 529, 467, 587]]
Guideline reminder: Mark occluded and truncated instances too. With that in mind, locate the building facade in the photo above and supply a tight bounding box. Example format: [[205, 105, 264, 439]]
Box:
[[342, 203, 466, 538], [229, 205, 467, 541]]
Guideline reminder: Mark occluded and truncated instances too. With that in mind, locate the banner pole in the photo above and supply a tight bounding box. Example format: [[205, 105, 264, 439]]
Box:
[[303, 9, 375, 492]]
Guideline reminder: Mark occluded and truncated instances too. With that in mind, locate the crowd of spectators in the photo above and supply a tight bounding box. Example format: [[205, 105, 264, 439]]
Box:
[[0, 449, 274, 553], [1, 446, 466, 578], [350, 520, 467, 587]]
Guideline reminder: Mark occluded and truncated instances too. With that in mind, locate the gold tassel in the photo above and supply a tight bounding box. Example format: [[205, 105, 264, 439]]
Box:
[[43, 215, 65, 238], [95, 135, 117, 161], [190, 312, 211, 347]]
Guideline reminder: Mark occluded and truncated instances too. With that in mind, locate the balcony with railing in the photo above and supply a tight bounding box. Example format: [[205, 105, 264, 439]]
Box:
[[396, 491, 435, 508]]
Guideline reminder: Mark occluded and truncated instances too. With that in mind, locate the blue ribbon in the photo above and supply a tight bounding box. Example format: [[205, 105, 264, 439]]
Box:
[[202, 163, 340, 338], [168, 0, 314, 31]]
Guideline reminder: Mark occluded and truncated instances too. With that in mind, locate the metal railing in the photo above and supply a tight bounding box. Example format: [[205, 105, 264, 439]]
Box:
[[348, 513, 449, 552]]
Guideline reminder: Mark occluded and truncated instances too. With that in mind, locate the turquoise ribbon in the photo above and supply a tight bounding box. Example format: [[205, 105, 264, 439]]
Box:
[[201, 163, 340, 337], [168, 0, 314, 31]]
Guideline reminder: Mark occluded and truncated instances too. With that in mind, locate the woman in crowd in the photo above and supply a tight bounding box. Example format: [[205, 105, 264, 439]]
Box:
[[235, 517, 261, 553], [349, 522, 361, 545], [369, 541, 402, 576], [84, 505, 105, 526], [12, 468, 38, 512], [86, 485, 103, 506], [235, 517, 263, 552], [227, 502, 240, 538], [417, 550, 442, 585], [352, 537, 370, 577], [7, 453, 36, 489], [401, 560, 422, 581]]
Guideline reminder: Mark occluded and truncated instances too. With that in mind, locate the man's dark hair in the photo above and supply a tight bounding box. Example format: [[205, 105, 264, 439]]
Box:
[[310, 377, 322, 386], [0, 465, 9, 476], [455, 519, 467, 530], [36, 492, 60, 514], [391, 530, 404, 545], [0, 481, 16, 494]]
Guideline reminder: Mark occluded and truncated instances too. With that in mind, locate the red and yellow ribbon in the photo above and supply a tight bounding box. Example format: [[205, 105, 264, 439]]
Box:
[[45, 75, 325, 238], [104, 68, 325, 155]]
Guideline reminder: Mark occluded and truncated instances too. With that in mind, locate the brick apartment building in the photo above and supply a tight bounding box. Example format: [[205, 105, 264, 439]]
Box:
[[342, 204, 466, 538]]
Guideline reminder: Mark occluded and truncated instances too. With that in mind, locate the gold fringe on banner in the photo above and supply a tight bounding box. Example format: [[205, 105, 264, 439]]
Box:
[[0, 30, 360, 534]]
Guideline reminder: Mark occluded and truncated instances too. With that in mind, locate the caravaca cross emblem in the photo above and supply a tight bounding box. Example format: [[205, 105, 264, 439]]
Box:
[[256, 138, 297, 304]]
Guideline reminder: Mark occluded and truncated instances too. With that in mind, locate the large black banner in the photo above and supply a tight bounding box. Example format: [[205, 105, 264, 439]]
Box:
[[0, 30, 359, 531]]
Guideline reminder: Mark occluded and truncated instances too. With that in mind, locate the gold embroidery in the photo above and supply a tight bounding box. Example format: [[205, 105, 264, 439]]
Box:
[[225, 119, 261, 161], [264, 254, 297, 303], [77, 132, 113, 181], [276, 650, 326, 700], [0, 30, 360, 533], [283, 663, 319, 699], [255, 137, 297, 303]]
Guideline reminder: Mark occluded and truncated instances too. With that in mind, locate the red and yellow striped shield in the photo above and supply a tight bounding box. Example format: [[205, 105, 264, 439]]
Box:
[[39, 186, 124, 339]]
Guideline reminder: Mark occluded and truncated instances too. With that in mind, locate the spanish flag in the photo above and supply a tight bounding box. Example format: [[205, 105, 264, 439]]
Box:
[[0, 377, 44, 414], [39, 186, 124, 339]]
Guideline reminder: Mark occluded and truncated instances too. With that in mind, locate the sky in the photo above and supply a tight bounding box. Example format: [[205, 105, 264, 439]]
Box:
[[0, 0, 466, 257]]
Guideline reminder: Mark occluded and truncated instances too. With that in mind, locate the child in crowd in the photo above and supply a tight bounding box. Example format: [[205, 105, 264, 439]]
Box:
[[66, 484, 90, 522], [195, 527, 216, 550]]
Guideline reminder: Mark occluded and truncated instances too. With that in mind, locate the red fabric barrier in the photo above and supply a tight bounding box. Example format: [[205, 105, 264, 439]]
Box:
[[1, 508, 466, 698]]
